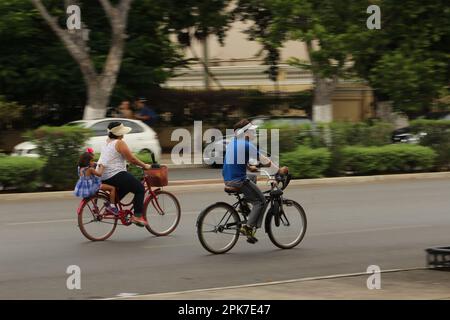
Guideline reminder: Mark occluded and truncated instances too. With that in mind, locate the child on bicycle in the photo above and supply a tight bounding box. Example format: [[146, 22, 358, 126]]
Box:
[[223, 119, 288, 244], [74, 151, 118, 215]]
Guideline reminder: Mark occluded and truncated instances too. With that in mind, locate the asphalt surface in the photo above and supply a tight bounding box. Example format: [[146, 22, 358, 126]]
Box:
[[0, 178, 449, 299], [170, 167, 221, 180]]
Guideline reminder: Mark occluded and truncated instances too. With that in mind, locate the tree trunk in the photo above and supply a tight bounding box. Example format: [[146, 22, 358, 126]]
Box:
[[31, 0, 132, 121], [83, 83, 110, 119], [312, 77, 337, 123]]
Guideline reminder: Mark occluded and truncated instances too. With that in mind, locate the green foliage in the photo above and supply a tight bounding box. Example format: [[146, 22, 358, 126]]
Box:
[[410, 120, 450, 170], [281, 146, 331, 178], [0, 96, 24, 128], [0, 156, 44, 191], [341, 145, 437, 176], [127, 152, 155, 179], [26, 126, 92, 190], [0, 0, 186, 125], [349, 0, 450, 115]]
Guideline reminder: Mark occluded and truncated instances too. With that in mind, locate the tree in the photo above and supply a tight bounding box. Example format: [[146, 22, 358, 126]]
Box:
[[348, 0, 450, 116], [30, 0, 132, 120], [236, 0, 362, 122], [0, 96, 24, 129], [162, 0, 234, 89], [0, 0, 184, 125]]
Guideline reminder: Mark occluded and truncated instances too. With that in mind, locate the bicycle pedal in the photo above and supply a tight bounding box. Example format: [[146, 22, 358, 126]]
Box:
[[246, 237, 258, 244]]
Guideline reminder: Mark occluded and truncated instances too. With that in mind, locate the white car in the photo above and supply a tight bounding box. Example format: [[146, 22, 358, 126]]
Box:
[[12, 118, 162, 160]]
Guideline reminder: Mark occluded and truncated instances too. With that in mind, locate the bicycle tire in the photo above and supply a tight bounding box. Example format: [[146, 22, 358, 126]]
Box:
[[266, 199, 307, 249], [143, 190, 181, 236], [78, 193, 118, 241], [197, 202, 241, 254]]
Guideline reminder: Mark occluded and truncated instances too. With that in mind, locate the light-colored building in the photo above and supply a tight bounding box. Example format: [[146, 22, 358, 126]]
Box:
[[164, 21, 374, 122]]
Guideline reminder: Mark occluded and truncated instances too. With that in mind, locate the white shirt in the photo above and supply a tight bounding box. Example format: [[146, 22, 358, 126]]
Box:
[[98, 139, 127, 181]]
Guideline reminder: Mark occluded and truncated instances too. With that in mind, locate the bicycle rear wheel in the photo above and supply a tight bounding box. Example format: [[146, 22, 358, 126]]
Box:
[[266, 199, 307, 249], [78, 193, 118, 241], [197, 203, 241, 254], [144, 190, 181, 236]]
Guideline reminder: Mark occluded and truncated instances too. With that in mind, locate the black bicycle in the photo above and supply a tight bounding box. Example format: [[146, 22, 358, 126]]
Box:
[[196, 169, 307, 254]]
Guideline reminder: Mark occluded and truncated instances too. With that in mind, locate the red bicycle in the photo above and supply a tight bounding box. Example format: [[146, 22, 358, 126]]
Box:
[[77, 168, 181, 241]]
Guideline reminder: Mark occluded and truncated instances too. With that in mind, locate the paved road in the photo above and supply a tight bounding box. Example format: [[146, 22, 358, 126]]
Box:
[[0, 178, 449, 299], [170, 167, 221, 181]]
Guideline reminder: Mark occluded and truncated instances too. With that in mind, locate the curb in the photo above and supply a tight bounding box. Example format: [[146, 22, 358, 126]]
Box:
[[1, 171, 449, 201]]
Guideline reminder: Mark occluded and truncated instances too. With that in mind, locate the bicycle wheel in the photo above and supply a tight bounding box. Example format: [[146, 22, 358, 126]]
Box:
[[78, 193, 118, 241], [266, 199, 307, 249], [197, 203, 241, 254], [143, 190, 181, 236]]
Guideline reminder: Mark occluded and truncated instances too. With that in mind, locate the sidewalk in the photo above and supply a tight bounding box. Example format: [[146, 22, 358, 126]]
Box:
[[121, 269, 450, 300], [1, 171, 449, 201]]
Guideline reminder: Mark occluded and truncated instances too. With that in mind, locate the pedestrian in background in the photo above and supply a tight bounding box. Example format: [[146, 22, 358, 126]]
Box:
[[115, 100, 134, 119], [134, 97, 158, 126]]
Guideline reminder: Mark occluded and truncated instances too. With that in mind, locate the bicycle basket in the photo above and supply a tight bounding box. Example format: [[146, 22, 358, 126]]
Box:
[[144, 165, 168, 187]]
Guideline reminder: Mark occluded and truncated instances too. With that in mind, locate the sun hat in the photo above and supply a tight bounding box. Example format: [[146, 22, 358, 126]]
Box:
[[107, 123, 132, 136]]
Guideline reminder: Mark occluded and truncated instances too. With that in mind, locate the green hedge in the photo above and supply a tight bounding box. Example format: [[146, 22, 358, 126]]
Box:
[[0, 157, 44, 191], [26, 126, 92, 190], [341, 145, 437, 175], [281, 147, 331, 179], [410, 119, 450, 170]]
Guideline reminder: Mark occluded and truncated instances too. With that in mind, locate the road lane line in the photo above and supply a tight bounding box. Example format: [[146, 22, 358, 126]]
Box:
[[1, 211, 202, 227], [310, 224, 435, 237], [101, 267, 428, 300], [4, 219, 76, 226], [137, 224, 438, 250]]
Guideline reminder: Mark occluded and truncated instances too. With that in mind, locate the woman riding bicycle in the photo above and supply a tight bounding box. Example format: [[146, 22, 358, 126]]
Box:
[[97, 121, 152, 227], [223, 119, 288, 244]]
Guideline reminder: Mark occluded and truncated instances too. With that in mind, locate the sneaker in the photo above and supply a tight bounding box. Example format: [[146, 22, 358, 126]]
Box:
[[131, 216, 148, 227], [240, 224, 258, 244]]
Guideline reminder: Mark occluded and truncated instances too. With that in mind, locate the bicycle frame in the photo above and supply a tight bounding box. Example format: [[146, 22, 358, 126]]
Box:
[[227, 169, 291, 231], [77, 172, 165, 227]]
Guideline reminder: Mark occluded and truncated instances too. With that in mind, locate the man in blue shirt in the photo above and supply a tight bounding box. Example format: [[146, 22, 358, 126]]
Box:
[[134, 97, 158, 126], [223, 119, 287, 244]]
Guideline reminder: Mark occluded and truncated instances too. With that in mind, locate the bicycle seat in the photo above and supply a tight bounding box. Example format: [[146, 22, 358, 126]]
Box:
[[224, 186, 242, 194]]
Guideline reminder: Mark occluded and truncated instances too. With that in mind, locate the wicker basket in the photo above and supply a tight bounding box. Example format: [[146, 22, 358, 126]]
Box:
[[144, 165, 168, 187]]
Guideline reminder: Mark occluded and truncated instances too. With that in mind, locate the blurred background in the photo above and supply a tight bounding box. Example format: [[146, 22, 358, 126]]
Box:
[[0, 0, 449, 191]]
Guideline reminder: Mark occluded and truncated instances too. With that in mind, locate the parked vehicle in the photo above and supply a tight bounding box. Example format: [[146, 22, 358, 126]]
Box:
[[391, 127, 427, 144], [12, 118, 162, 160], [203, 116, 312, 166]]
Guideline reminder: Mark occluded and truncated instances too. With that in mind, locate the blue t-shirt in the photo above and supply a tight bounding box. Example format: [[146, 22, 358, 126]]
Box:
[[223, 137, 260, 184], [138, 106, 158, 126]]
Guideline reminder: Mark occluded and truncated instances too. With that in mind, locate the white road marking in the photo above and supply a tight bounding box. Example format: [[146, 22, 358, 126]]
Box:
[[101, 267, 428, 300], [5, 219, 76, 226]]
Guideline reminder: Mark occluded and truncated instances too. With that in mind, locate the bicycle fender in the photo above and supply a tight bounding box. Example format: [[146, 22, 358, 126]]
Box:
[[196, 202, 235, 227]]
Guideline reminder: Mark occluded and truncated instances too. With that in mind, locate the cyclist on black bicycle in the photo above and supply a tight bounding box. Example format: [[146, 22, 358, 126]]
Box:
[[223, 119, 288, 244]]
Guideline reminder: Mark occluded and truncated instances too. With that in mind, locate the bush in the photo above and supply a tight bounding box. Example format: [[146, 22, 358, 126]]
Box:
[[0, 157, 44, 191], [281, 147, 331, 179], [410, 119, 450, 170], [26, 126, 92, 190], [341, 145, 437, 175]]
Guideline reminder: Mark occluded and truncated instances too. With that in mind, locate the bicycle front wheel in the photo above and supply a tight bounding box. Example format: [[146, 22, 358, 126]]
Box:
[[77, 193, 118, 241], [197, 203, 241, 254], [266, 199, 307, 249], [144, 190, 181, 236]]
